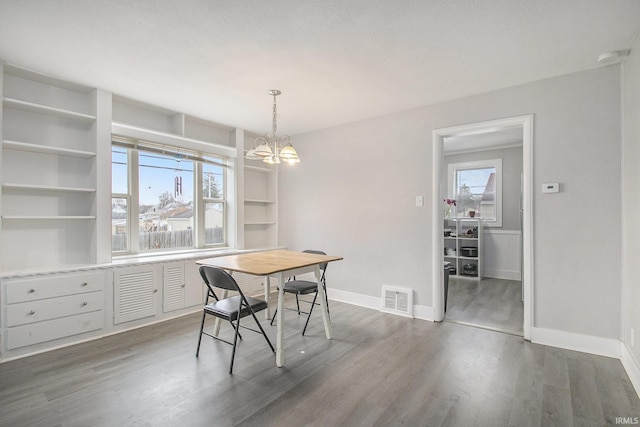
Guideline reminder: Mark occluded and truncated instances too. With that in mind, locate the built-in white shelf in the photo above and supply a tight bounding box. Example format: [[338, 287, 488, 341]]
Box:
[[245, 165, 276, 173], [244, 221, 276, 226], [2, 183, 96, 193], [3, 97, 96, 123], [1, 64, 106, 272], [244, 199, 276, 204], [2, 140, 96, 158]]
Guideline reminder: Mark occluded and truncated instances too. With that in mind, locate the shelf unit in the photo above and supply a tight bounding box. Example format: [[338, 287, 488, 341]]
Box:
[[243, 158, 278, 249], [443, 218, 483, 280], [0, 64, 110, 271]]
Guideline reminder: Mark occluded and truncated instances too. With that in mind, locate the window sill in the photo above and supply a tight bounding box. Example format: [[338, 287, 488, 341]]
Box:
[[0, 246, 285, 279]]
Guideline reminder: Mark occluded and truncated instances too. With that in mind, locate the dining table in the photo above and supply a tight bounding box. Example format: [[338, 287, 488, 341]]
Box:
[[196, 249, 343, 367]]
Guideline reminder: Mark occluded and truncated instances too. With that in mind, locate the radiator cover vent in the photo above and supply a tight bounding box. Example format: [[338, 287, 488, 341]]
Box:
[[380, 286, 414, 318]]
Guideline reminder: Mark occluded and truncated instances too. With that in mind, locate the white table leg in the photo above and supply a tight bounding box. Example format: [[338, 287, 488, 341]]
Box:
[[212, 289, 228, 336], [315, 265, 332, 339], [276, 271, 285, 367], [264, 275, 271, 319]]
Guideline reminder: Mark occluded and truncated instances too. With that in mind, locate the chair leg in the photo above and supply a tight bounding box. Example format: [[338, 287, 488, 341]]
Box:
[[270, 307, 278, 326], [228, 320, 243, 340], [302, 291, 319, 336], [249, 308, 275, 352], [196, 310, 207, 357], [295, 294, 301, 315], [229, 316, 242, 374]]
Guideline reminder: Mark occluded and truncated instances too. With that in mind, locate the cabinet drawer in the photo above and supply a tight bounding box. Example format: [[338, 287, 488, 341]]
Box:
[[5, 271, 105, 304], [6, 310, 104, 350], [6, 291, 103, 327]]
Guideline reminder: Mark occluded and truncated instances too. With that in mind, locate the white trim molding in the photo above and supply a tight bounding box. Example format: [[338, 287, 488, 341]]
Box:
[[531, 327, 622, 358], [327, 289, 434, 321], [622, 344, 640, 397]]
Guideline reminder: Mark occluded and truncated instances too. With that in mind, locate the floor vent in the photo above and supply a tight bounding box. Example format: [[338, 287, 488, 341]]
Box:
[[380, 286, 414, 318]]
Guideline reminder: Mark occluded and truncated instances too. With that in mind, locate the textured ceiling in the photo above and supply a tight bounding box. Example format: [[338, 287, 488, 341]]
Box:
[[0, 0, 639, 136]]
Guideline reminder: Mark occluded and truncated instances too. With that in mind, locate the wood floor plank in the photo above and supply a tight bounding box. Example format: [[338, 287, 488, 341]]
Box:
[[541, 383, 574, 426], [446, 277, 524, 334], [0, 298, 638, 427]]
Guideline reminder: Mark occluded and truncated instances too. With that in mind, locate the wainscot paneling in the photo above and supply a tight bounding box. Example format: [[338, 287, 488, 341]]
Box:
[[483, 230, 522, 281]]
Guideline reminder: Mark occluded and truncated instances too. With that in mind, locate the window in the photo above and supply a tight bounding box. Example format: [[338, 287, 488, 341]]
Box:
[[448, 159, 502, 227], [112, 147, 129, 253], [111, 141, 227, 255], [202, 162, 225, 245]]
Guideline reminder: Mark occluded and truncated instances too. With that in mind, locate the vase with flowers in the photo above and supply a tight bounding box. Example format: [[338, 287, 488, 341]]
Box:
[[444, 198, 456, 218]]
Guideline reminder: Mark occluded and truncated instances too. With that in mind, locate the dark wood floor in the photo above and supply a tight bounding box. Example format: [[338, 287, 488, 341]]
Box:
[[446, 277, 524, 335], [1, 297, 638, 426]]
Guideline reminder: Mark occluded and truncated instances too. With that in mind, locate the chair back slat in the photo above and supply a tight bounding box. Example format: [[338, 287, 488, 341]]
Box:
[[303, 249, 328, 271], [199, 266, 240, 293]]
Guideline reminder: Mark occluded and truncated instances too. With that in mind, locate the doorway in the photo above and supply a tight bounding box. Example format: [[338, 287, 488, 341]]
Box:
[[431, 115, 533, 340]]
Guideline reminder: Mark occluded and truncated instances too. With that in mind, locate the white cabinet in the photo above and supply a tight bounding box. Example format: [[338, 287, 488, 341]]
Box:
[[113, 265, 160, 324], [163, 261, 205, 313], [0, 64, 111, 272], [444, 218, 483, 280], [1, 271, 106, 350]]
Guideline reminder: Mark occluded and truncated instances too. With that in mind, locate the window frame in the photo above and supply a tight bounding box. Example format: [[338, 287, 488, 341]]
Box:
[[111, 140, 229, 256], [447, 158, 503, 227]]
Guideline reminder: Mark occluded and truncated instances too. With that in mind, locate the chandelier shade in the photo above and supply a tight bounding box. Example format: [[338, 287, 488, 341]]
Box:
[[246, 90, 300, 165]]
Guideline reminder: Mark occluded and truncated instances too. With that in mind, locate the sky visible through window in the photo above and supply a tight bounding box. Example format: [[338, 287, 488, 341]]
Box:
[[456, 167, 493, 196], [139, 152, 194, 206], [112, 148, 223, 206]]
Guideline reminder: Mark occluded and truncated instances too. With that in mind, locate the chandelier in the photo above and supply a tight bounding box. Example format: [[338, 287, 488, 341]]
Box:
[[246, 90, 300, 164]]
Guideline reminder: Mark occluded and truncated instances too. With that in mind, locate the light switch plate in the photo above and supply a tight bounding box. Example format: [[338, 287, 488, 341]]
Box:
[[415, 196, 424, 207], [542, 183, 559, 193]]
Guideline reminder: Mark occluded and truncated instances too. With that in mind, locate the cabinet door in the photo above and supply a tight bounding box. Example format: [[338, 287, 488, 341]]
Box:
[[184, 262, 205, 308], [114, 265, 159, 324], [163, 262, 185, 313]]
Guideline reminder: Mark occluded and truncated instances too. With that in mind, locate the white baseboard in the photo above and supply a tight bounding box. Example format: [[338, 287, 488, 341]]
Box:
[[328, 288, 380, 311], [530, 326, 622, 358], [484, 269, 521, 281], [413, 305, 435, 321], [328, 288, 433, 320], [622, 344, 640, 397]]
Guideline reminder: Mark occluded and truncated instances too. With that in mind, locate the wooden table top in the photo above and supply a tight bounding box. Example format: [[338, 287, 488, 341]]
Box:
[[196, 249, 343, 276]]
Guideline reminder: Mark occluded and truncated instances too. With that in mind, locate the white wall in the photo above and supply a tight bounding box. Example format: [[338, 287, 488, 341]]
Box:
[[623, 36, 640, 361], [280, 65, 622, 340]]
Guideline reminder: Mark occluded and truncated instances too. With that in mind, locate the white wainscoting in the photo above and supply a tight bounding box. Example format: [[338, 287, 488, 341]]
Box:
[[483, 229, 522, 281]]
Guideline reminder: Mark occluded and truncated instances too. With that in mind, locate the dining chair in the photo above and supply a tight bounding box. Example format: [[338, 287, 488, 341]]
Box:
[[270, 249, 329, 336], [196, 265, 275, 374]]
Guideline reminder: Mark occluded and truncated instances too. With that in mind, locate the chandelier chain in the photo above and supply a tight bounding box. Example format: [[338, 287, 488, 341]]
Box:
[[272, 93, 278, 136]]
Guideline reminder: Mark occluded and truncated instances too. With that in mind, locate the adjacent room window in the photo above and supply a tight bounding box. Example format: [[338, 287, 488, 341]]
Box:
[[448, 159, 502, 227], [111, 141, 227, 255]]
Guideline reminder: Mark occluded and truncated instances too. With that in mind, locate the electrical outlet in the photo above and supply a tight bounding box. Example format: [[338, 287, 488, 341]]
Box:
[[631, 328, 635, 346], [415, 196, 424, 207]]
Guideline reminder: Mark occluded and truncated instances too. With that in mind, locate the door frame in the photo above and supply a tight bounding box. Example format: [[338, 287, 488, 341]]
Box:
[[431, 115, 533, 340]]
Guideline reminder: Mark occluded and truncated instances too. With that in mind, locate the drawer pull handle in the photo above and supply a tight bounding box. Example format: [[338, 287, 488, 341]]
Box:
[[28, 310, 35, 315], [81, 282, 88, 287], [81, 302, 88, 307], [153, 289, 158, 293], [28, 288, 36, 293]]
